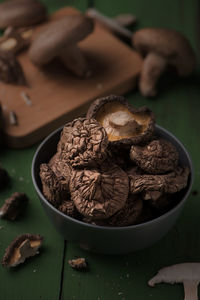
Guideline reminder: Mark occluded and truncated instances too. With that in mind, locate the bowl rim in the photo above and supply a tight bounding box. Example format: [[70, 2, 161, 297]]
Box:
[[31, 124, 194, 231]]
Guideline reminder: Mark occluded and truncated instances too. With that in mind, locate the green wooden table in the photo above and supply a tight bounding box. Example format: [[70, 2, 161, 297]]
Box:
[[0, 0, 199, 299]]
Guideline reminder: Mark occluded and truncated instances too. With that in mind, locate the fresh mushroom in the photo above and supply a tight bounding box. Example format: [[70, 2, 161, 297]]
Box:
[[132, 28, 196, 97], [0, 0, 46, 29], [149, 263, 200, 300], [29, 15, 94, 77]]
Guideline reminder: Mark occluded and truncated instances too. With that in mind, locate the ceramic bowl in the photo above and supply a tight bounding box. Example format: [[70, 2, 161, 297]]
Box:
[[32, 125, 193, 254]]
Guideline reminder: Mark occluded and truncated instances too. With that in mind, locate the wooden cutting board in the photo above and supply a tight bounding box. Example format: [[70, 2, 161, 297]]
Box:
[[0, 7, 142, 148]]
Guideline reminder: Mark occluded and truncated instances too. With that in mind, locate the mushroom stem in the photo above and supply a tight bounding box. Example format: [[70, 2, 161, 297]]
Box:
[[183, 280, 199, 300], [139, 52, 167, 97], [59, 45, 91, 78]]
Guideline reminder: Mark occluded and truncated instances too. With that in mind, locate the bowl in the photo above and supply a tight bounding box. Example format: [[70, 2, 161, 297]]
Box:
[[32, 125, 193, 254]]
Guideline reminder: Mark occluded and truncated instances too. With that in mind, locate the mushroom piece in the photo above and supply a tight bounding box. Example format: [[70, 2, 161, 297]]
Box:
[[130, 139, 179, 174], [69, 162, 129, 220], [129, 166, 190, 200], [87, 95, 155, 146], [58, 118, 108, 168], [49, 152, 71, 184], [58, 200, 78, 218], [0, 0, 46, 29], [148, 263, 200, 300], [132, 28, 196, 97], [29, 15, 94, 77], [0, 192, 28, 221], [2, 234, 43, 267], [40, 163, 69, 207], [0, 50, 26, 85]]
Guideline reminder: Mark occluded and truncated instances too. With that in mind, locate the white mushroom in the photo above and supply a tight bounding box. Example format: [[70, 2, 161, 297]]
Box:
[[148, 263, 200, 300]]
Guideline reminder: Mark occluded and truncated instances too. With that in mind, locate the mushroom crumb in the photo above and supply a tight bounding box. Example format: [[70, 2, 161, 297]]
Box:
[[39, 95, 191, 227], [2, 234, 43, 267], [68, 258, 87, 270], [0, 192, 28, 221]]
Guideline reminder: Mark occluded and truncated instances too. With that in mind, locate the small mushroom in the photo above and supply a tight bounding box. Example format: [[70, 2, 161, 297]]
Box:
[[49, 152, 71, 184], [0, 192, 28, 221], [2, 234, 43, 267], [132, 28, 196, 97], [69, 162, 129, 220], [58, 118, 108, 168], [40, 163, 69, 207], [148, 263, 200, 300], [0, 0, 46, 29], [29, 15, 94, 77], [129, 166, 190, 200], [68, 258, 87, 270], [130, 139, 179, 174], [0, 50, 26, 85], [87, 95, 155, 146]]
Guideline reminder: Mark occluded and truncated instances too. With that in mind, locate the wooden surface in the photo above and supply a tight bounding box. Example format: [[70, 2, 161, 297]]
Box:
[[0, 0, 200, 299], [1, 7, 142, 148]]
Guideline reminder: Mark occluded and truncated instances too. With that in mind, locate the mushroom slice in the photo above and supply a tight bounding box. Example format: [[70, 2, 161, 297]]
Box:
[[29, 15, 94, 77], [58, 118, 108, 168], [0, 0, 46, 29], [2, 234, 43, 267], [130, 139, 179, 174], [132, 28, 196, 97], [107, 195, 143, 226], [0, 192, 28, 221], [129, 166, 190, 199], [40, 163, 69, 206], [70, 162, 129, 220], [87, 95, 155, 146]]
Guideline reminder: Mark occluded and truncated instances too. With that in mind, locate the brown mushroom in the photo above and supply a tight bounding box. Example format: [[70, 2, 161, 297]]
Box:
[[2, 234, 43, 267], [87, 95, 155, 146], [29, 15, 94, 77], [58, 200, 78, 218], [0, 0, 46, 29], [0, 50, 26, 85], [129, 166, 190, 200], [69, 162, 129, 220], [58, 118, 108, 168], [0, 192, 28, 221], [130, 139, 179, 174], [40, 163, 69, 207], [132, 28, 196, 97], [49, 152, 71, 184]]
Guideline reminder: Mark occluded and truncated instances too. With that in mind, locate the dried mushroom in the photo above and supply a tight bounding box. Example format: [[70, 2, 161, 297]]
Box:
[[129, 167, 190, 200], [49, 152, 71, 187], [0, 51, 26, 85], [130, 139, 179, 174], [107, 195, 143, 226], [0, 192, 28, 221], [86, 95, 155, 146], [68, 257, 87, 270], [70, 162, 129, 220], [40, 164, 69, 206], [58, 200, 78, 218], [2, 234, 43, 267], [58, 118, 108, 168]]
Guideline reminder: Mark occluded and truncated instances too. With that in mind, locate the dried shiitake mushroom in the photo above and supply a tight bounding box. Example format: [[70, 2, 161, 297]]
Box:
[[130, 139, 179, 174], [2, 234, 43, 267], [69, 162, 129, 220], [49, 152, 71, 185], [0, 192, 28, 221], [86, 95, 155, 146], [40, 163, 69, 206], [129, 166, 190, 200], [107, 195, 143, 226], [58, 118, 108, 168]]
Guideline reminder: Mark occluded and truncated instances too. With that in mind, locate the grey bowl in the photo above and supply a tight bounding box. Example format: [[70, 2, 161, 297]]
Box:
[[32, 125, 193, 254]]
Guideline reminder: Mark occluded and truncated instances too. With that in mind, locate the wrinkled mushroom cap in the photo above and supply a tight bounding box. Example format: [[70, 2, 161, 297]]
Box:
[[69, 162, 129, 220], [29, 15, 94, 65], [132, 28, 196, 76], [87, 95, 155, 146], [0, 0, 46, 29]]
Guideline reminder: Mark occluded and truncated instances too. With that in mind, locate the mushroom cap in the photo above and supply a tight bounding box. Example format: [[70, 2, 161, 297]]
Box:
[[132, 28, 196, 76], [0, 0, 46, 29], [87, 95, 155, 146], [29, 15, 94, 65]]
